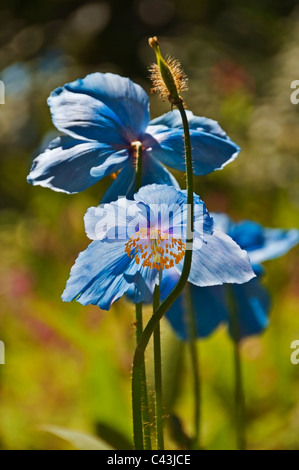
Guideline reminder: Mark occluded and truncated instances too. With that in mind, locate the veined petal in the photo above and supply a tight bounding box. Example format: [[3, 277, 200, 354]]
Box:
[[183, 229, 255, 287], [48, 88, 128, 144], [27, 136, 128, 193], [84, 198, 146, 241], [146, 125, 240, 175], [134, 184, 213, 241], [58, 72, 150, 141], [134, 183, 191, 238], [150, 109, 228, 139], [246, 227, 299, 265], [62, 240, 140, 310]]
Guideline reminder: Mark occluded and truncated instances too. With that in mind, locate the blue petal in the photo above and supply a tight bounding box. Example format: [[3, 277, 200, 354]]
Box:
[[150, 109, 228, 139], [142, 154, 180, 188], [160, 269, 227, 340], [229, 220, 265, 252], [27, 136, 128, 193], [219, 217, 299, 265], [161, 270, 269, 341], [211, 212, 233, 234], [125, 265, 159, 304], [150, 110, 186, 128], [134, 183, 188, 207], [62, 239, 156, 310], [182, 229, 255, 287], [84, 197, 146, 241], [228, 278, 271, 340], [98, 153, 180, 203], [247, 227, 299, 265], [48, 89, 127, 144], [134, 184, 213, 241], [146, 125, 240, 175], [134, 184, 192, 239], [62, 240, 134, 309], [100, 162, 137, 203], [50, 73, 149, 143]]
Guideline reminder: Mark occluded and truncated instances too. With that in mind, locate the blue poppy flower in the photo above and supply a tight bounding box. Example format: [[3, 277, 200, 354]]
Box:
[[162, 214, 299, 341], [62, 185, 254, 310], [27, 73, 240, 202]]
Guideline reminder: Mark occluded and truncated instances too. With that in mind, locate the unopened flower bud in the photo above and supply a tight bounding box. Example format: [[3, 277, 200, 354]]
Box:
[[148, 36, 188, 105]]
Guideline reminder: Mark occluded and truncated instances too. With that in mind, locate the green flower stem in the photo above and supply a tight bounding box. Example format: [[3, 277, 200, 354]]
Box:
[[228, 286, 246, 450], [177, 100, 201, 449], [135, 303, 152, 450], [132, 143, 152, 450], [153, 283, 164, 450], [133, 302, 145, 450], [185, 284, 201, 450], [132, 100, 194, 450]]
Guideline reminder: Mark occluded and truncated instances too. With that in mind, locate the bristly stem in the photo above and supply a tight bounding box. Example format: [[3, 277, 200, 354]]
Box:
[[133, 302, 144, 450], [135, 303, 152, 450], [132, 143, 152, 450], [153, 283, 164, 450], [228, 285, 246, 450], [132, 100, 194, 450], [185, 284, 201, 449]]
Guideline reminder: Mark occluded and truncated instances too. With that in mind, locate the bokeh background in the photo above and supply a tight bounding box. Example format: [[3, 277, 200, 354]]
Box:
[[1, 0, 299, 450]]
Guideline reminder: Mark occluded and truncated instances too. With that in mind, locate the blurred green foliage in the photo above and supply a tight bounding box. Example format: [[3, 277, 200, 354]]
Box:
[[0, 0, 299, 449]]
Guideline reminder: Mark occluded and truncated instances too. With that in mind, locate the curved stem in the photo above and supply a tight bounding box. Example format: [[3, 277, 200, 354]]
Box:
[[132, 101, 194, 449], [185, 284, 201, 449], [153, 284, 164, 450]]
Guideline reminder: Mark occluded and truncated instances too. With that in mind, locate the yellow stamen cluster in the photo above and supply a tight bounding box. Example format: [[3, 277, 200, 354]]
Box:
[[125, 227, 186, 270]]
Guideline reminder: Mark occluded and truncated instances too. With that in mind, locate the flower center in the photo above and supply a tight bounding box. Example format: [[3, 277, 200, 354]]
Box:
[[125, 227, 185, 270]]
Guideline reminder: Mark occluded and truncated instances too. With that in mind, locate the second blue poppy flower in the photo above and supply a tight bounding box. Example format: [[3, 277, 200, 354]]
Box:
[[27, 73, 240, 202]]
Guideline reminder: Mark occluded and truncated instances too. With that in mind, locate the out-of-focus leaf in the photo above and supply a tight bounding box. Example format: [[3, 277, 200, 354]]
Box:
[[96, 422, 133, 450], [167, 414, 192, 450], [40, 425, 114, 450]]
